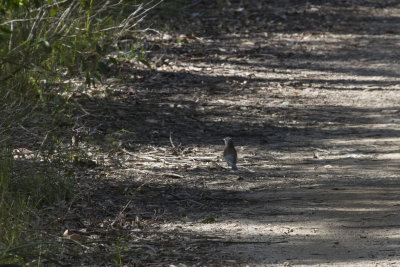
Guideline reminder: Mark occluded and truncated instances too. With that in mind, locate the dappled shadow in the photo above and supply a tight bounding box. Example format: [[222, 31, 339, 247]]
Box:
[[61, 171, 400, 265], [158, 0, 400, 35], [42, 0, 400, 265], [75, 67, 400, 148]]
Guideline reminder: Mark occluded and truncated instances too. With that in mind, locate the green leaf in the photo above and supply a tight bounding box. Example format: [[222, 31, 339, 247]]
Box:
[[201, 217, 216, 223], [0, 26, 12, 34], [138, 58, 151, 69], [50, 8, 57, 16], [93, 71, 102, 83], [85, 70, 91, 86]]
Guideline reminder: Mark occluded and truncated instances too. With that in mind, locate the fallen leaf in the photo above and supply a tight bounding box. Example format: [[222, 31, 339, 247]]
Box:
[[201, 217, 216, 223], [63, 229, 82, 241]]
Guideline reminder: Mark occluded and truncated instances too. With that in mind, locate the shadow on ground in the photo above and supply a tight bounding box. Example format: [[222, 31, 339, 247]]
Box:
[[18, 0, 400, 265]]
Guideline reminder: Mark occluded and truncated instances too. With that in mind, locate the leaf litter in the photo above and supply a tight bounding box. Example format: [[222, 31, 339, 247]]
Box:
[[28, 0, 400, 266]]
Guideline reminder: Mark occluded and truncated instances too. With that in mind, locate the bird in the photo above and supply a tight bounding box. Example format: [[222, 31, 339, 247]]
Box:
[[223, 137, 238, 170]]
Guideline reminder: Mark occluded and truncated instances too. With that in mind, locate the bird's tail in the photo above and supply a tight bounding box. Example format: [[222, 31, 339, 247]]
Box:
[[232, 165, 238, 171]]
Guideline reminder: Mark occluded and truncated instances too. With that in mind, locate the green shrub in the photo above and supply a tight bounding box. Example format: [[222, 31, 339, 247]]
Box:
[[0, 0, 159, 96], [0, 149, 31, 264], [0, 0, 161, 264]]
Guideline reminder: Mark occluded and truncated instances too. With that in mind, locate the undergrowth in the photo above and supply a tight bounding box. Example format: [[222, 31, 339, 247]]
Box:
[[0, 0, 161, 264]]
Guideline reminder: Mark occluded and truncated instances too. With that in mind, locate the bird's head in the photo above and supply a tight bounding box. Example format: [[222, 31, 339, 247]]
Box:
[[223, 137, 234, 146]]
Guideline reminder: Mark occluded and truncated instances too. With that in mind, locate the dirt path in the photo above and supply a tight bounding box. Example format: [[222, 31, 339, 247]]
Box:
[[65, 1, 400, 266]]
